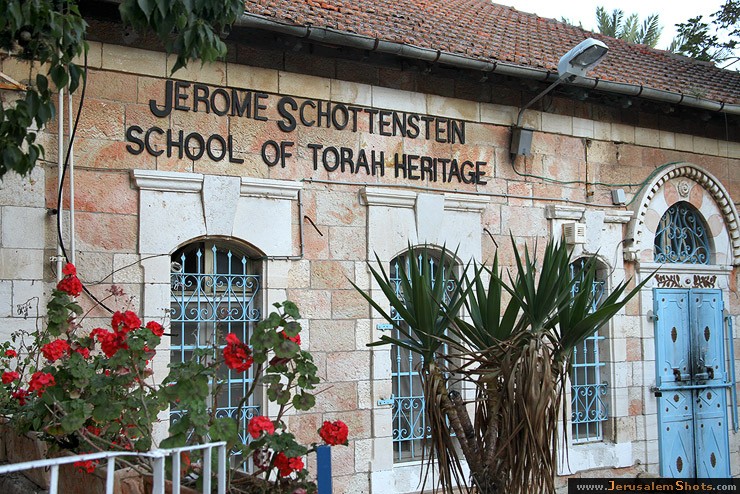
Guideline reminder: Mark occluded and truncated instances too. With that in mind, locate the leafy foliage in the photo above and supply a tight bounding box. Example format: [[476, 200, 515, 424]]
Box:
[[596, 6, 663, 47], [356, 238, 650, 494], [0, 0, 241, 179], [670, 0, 739, 67]]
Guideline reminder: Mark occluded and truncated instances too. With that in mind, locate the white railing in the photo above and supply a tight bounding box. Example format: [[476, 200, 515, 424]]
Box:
[[0, 441, 227, 494]]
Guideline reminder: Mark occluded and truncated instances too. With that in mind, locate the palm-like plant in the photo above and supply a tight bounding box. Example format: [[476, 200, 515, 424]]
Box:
[[354, 238, 650, 494], [596, 6, 662, 47]]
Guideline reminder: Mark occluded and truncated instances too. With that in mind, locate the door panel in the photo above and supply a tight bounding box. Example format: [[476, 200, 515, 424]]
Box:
[[654, 288, 730, 478]]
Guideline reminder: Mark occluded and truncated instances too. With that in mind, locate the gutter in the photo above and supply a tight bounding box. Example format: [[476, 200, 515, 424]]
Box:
[[235, 13, 740, 117]]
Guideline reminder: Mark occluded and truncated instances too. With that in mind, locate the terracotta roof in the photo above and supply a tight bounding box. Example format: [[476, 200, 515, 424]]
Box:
[[242, 0, 740, 106]]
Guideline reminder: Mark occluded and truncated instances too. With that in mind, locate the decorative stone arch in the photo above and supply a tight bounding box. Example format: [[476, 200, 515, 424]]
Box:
[[625, 163, 740, 266]]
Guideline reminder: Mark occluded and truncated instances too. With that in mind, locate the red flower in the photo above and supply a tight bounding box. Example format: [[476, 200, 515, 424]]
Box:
[[112, 311, 141, 333], [73, 459, 98, 474], [12, 388, 29, 405], [318, 420, 349, 446], [41, 339, 71, 362], [62, 263, 77, 276], [92, 328, 127, 358], [57, 275, 83, 297], [223, 333, 253, 372], [28, 372, 55, 396], [279, 330, 301, 346], [273, 452, 304, 477], [146, 321, 164, 337], [2, 371, 19, 384], [247, 416, 275, 439], [4, 349, 17, 358], [74, 347, 90, 359]]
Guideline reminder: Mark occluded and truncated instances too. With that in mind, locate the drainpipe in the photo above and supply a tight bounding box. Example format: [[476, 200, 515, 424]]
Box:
[[56, 88, 65, 282], [68, 90, 76, 265]]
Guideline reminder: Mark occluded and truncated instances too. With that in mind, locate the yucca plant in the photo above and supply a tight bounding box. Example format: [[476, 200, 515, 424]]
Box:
[[354, 238, 650, 494]]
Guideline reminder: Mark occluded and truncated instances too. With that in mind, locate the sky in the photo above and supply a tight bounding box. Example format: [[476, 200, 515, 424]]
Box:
[[498, 0, 726, 50]]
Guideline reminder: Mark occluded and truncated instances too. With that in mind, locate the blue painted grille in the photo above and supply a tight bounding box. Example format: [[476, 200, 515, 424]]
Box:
[[389, 253, 455, 462], [654, 202, 710, 264], [570, 260, 608, 443], [170, 243, 261, 445]]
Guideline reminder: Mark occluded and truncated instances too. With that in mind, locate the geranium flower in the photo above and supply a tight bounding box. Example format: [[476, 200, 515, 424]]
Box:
[[4, 349, 17, 358], [62, 263, 77, 276], [2, 371, 19, 384], [41, 339, 71, 362], [146, 321, 164, 337], [273, 452, 304, 477], [12, 388, 29, 405], [223, 333, 253, 372], [28, 371, 55, 396], [279, 330, 301, 346], [112, 311, 141, 333], [57, 275, 83, 297], [318, 420, 349, 446], [73, 459, 98, 474], [247, 416, 275, 439], [91, 328, 127, 358]]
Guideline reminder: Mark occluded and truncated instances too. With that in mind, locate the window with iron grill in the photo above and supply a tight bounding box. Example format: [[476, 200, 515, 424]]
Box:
[[389, 250, 456, 462], [570, 258, 608, 443], [170, 242, 262, 446], [654, 202, 710, 264]]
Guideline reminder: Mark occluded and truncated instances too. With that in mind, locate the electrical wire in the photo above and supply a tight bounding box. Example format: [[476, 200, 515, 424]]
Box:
[[54, 47, 114, 314]]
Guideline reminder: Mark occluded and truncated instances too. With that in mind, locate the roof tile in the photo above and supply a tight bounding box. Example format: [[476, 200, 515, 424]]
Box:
[[243, 0, 740, 104]]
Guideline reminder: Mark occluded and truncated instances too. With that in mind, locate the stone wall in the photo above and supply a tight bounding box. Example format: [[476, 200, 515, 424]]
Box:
[[1, 39, 739, 492]]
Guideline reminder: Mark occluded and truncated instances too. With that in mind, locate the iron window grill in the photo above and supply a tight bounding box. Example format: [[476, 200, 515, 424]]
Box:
[[654, 202, 710, 264], [170, 243, 262, 446], [570, 259, 608, 443], [389, 251, 456, 462]]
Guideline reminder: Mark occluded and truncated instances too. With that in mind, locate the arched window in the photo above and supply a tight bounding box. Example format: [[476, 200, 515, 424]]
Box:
[[170, 241, 262, 445], [654, 202, 711, 264], [388, 248, 457, 462], [570, 258, 609, 442]]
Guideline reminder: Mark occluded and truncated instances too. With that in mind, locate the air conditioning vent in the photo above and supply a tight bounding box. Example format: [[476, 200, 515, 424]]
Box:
[[563, 222, 586, 245]]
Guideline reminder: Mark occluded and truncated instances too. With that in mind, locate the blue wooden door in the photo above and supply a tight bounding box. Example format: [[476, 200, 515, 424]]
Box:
[[654, 289, 730, 477]]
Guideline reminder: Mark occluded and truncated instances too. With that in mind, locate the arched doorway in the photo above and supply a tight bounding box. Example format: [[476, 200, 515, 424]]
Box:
[[626, 164, 740, 478]]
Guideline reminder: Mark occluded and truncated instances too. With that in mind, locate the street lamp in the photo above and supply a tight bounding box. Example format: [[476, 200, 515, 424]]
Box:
[[510, 38, 609, 158]]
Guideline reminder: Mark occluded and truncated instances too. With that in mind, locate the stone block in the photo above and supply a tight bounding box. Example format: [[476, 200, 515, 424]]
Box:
[[333, 473, 370, 494], [311, 261, 354, 289], [326, 351, 371, 381], [2, 207, 45, 249], [659, 131, 676, 149], [76, 98, 126, 140], [11, 280, 45, 319], [312, 381, 358, 412], [357, 379, 373, 410], [611, 123, 635, 144], [167, 57, 226, 86], [226, 64, 278, 92], [113, 253, 144, 284], [0, 249, 44, 280], [593, 121, 611, 140], [101, 44, 167, 78], [0, 166, 45, 208], [86, 69, 138, 103], [0, 281, 11, 318], [75, 211, 138, 253], [286, 288, 331, 319], [310, 319, 355, 352], [674, 133, 693, 152], [480, 103, 515, 126], [332, 289, 367, 319], [426, 95, 478, 121], [541, 112, 573, 135], [73, 41, 102, 69], [139, 190, 206, 255], [74, 169, 138, 215], [234, 197, 294, 257], [694, 136, 719, 156], [329, 226, 366, 261], [331, 80, 372, 107], [572, 117, 594, 138], [634, 127, 660, 148], [372, 86, 425, 114], [278, 72, 330, 100]]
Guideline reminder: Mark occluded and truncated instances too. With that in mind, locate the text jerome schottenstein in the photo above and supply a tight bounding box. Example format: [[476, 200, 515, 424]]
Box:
[[125, 80, 488, 185]]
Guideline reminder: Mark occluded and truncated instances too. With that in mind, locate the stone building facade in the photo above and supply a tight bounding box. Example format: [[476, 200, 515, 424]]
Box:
[[1, 1, 739, 492]]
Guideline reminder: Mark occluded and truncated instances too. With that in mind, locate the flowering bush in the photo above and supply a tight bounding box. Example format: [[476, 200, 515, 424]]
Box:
[[0, 263, 348, 492]]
